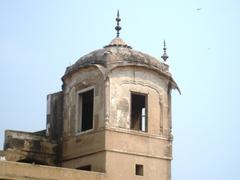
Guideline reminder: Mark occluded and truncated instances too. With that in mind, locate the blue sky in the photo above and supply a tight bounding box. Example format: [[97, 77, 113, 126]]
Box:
[[0, 0, 240, 179]]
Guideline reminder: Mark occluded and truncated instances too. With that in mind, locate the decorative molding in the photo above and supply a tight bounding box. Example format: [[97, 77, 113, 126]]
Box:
[[119, 80, 165, 135], [105, 77, 110, 127], [105, 127, 171, 141], [107, 149, 172, 160]]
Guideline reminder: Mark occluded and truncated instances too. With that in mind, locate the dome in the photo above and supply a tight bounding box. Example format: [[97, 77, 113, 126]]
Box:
[[64, 37, 170, 77]]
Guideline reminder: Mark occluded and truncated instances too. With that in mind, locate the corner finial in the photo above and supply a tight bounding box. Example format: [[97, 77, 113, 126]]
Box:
[[115, 10, 121, 37], [161, 40, 169, 62]]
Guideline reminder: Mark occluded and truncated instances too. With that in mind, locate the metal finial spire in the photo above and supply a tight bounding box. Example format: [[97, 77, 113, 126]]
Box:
[[115, 10, 121, 37], [161, 40, 169, 61]]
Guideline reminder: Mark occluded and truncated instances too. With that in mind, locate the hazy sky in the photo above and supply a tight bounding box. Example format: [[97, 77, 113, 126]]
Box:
[[0, 0, 240, 179]]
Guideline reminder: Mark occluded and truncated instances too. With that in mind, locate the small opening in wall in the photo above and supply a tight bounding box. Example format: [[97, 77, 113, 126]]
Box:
[[135, 164, 144, 176], [76, 165, 92, 171], [78, 89, 94, 132], [131, 93, 147, 131]]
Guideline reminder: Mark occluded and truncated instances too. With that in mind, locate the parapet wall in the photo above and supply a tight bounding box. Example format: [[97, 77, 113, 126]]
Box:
[[4, 130, 57, 165], [0, 160, 105, 180]]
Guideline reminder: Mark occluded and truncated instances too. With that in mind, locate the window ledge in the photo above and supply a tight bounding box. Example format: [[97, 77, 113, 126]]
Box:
[[75, 128, 94, 136]]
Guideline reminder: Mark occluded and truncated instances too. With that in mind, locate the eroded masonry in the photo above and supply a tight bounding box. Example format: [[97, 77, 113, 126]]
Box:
[[1, 12, 179, 180]]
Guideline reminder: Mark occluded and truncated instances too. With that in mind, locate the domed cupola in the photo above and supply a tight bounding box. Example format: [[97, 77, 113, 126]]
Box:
[[60, 11, 179, 180], [2, 11, 180, 180], [63, 11, 178, 93]]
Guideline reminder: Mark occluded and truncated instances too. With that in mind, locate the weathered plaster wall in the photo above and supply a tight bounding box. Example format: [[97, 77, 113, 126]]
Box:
[[46, 91, 63, 142], [60, 65, 172, 178], [105, 129, 172, 159], [104, 128, 171, 180], [4, 130, 57, 165], [105, 151, 171, 180], [62, 151, 106, 172], [63, 66, 105, 137], [61, 130, 105, 172], [103, 66, 172, 180], [0, 161, 105, 180], [61, 66, 106, 171], [109, 66, 171, 137]]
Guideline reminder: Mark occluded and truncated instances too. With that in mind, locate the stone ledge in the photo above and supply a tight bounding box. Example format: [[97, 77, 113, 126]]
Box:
[[0, 161, 105, 180]]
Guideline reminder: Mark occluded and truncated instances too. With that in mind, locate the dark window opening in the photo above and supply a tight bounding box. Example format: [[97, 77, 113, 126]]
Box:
[[76, 165, 92, 171], [78, 89, 94, 132], [131, 93, 147, 131], [135, 164, 144, 176]]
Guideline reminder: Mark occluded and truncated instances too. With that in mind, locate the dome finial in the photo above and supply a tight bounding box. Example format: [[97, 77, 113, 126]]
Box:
[[161, 40, 169, 62], [115, 10, 121, 37]]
